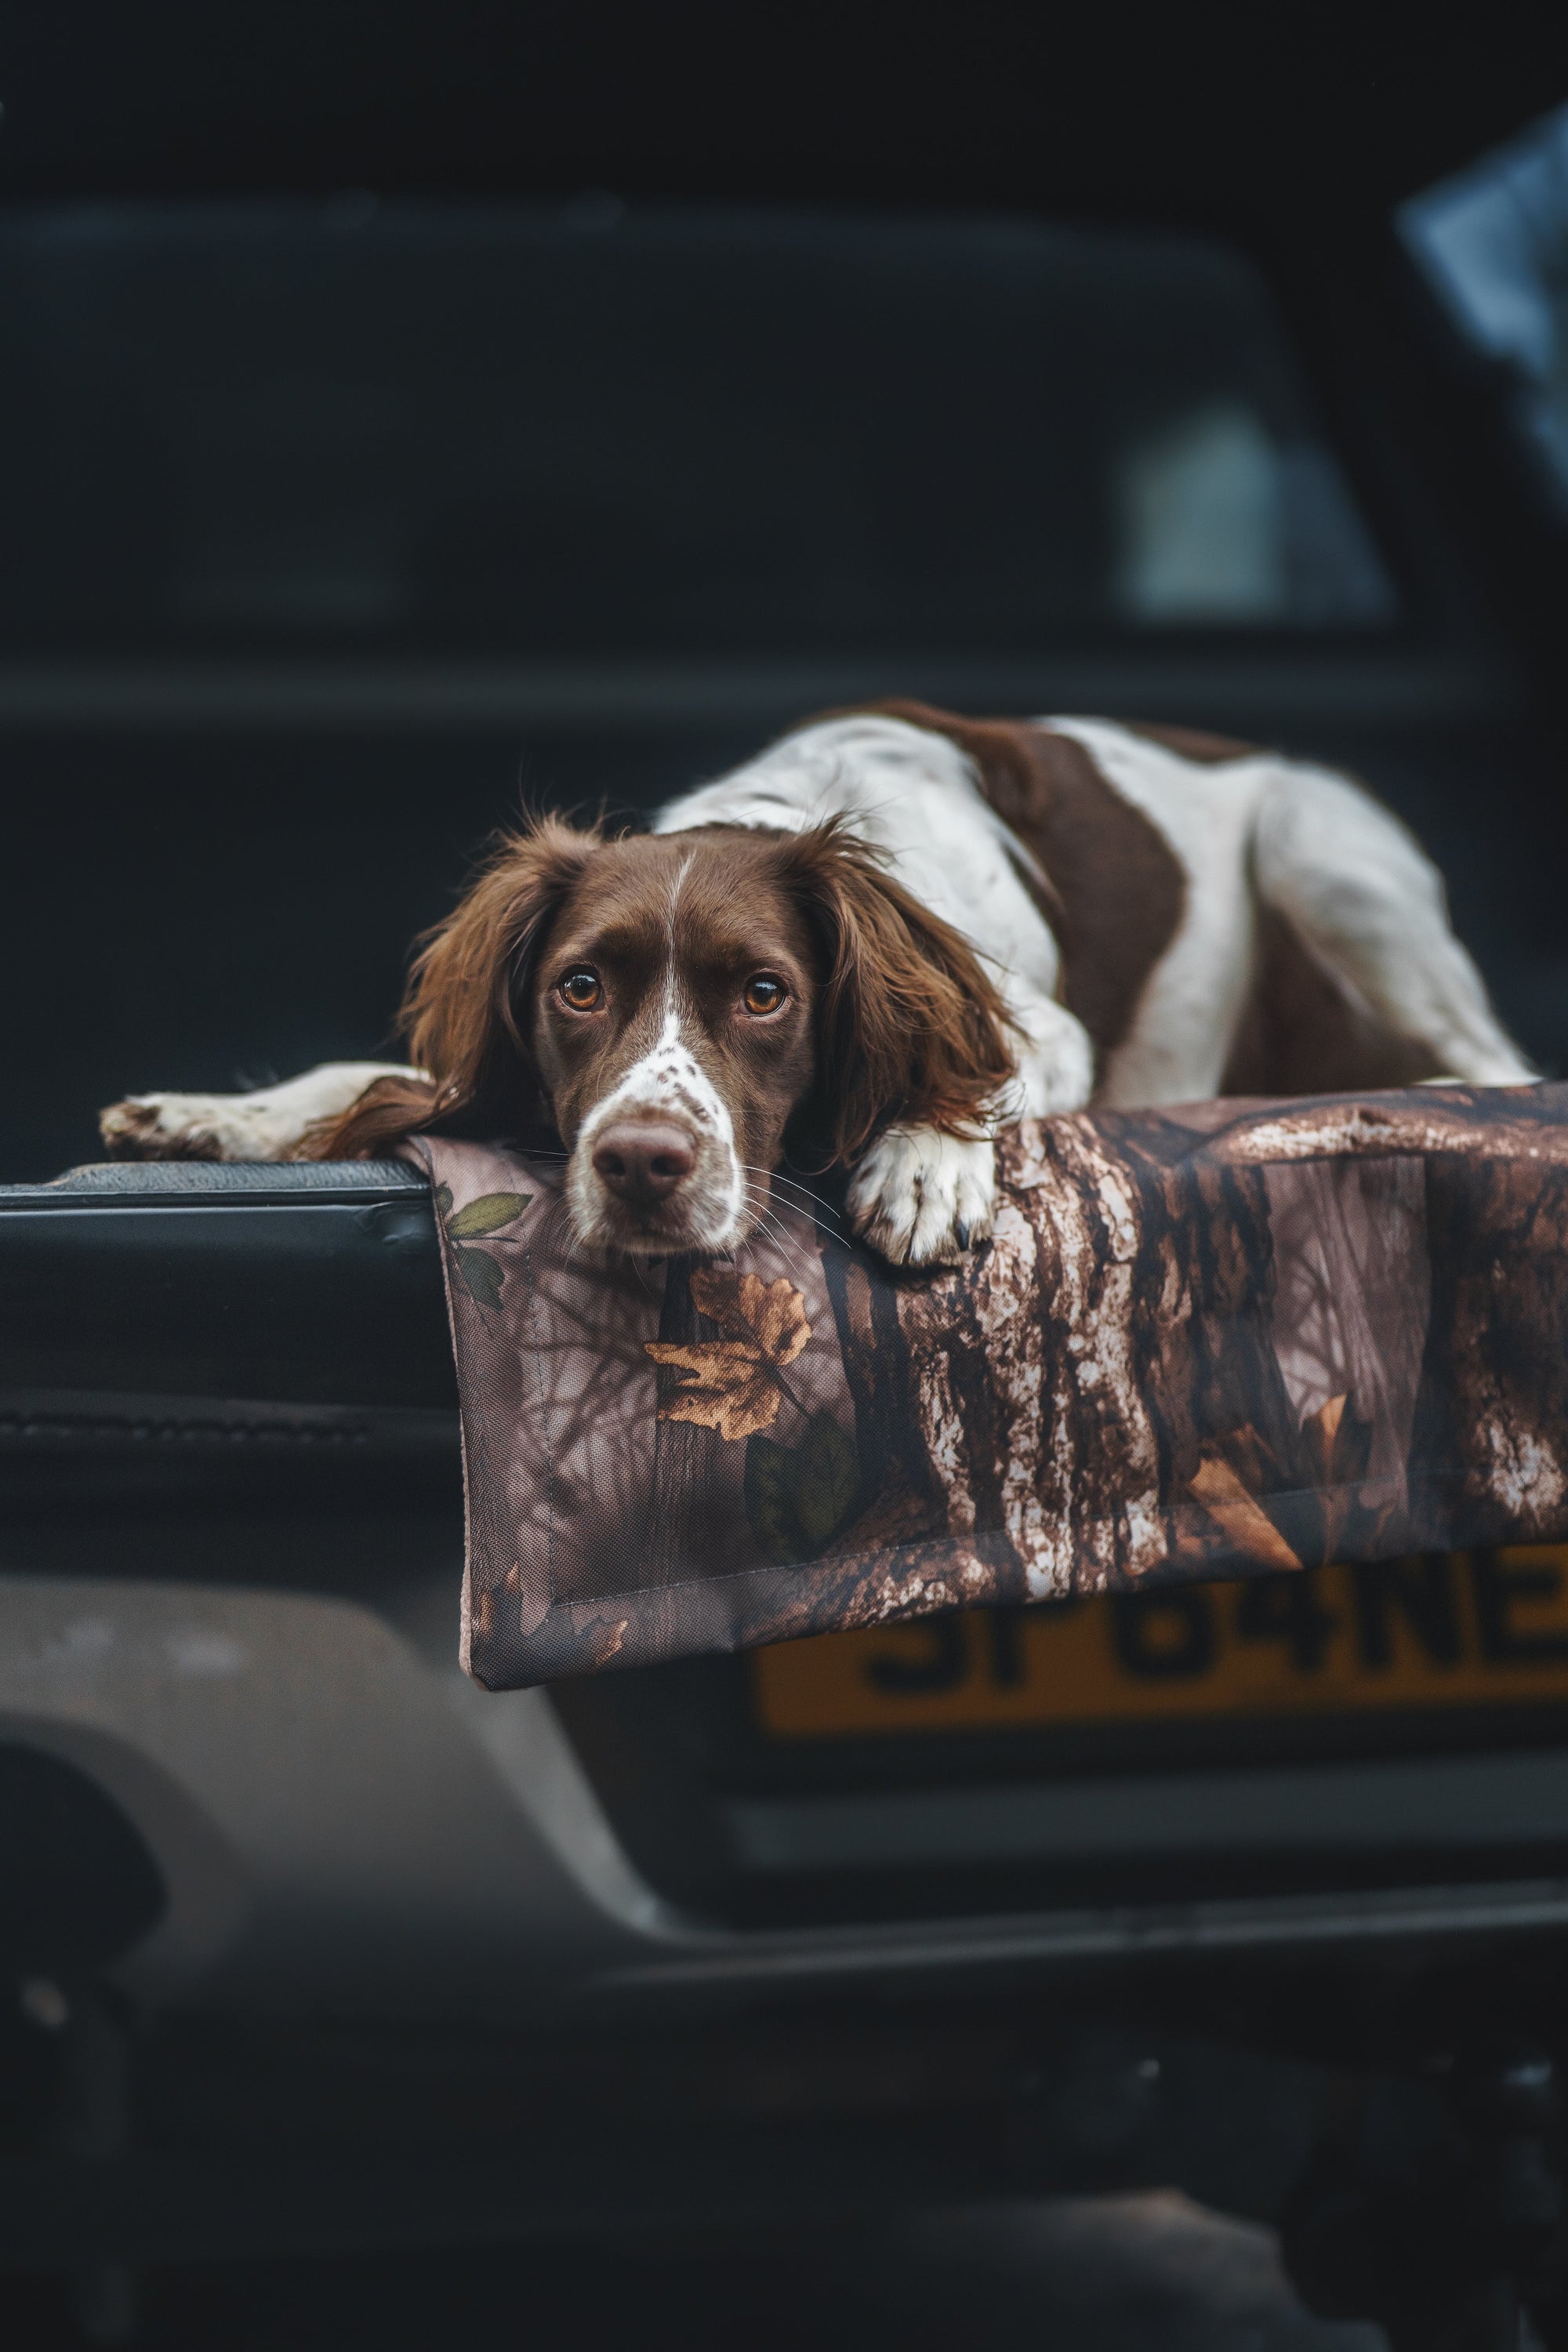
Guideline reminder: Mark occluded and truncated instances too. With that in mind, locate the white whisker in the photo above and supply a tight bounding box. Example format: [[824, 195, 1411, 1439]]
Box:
[[742, 1188, 817, 1283], [749, 1223, 818, 1291], [737, 1169, 844, 1249], [736, 1161, 840, 1215]]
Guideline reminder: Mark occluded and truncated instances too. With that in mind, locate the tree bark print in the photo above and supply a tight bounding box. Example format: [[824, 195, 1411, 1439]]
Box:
[[1410, 1149, 1568, 1548], [412, 1083, 1568, 1689]]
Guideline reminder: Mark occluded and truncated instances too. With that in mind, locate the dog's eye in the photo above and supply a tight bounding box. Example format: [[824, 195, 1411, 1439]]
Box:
[[558, 968, 604, 1011], [743, 975, 786, 1016]]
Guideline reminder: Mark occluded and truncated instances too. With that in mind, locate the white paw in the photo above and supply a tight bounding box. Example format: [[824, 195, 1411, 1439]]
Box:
[[846, 1126, 996, 1266], [100, 1092, 252, 1161]]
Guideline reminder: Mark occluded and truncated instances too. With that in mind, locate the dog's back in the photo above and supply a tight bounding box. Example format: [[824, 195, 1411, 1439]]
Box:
[[663, 705, 1533, 1112]]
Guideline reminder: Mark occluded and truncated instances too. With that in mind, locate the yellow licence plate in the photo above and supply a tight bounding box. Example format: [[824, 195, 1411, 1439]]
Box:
[[752, 1550, 1568, 1740]]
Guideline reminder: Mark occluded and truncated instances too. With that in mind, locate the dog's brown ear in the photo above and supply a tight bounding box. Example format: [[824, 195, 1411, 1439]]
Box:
[[776, 819, 1017, 1166], [310, 814, 599, 1159]]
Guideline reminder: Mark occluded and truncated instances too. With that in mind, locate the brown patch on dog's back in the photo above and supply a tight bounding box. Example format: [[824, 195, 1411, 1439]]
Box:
[[866, 701, 1454, 1101], [1221, 907, 1450, 1096], [863, 701, 1186, 1073]]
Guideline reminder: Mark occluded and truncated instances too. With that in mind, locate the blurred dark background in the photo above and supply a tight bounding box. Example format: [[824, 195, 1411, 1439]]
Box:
[[6, 13, 1568, 2351], [2, 2, 1568, 1181]]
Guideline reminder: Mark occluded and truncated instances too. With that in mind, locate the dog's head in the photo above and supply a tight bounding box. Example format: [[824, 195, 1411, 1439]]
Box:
[[326, 815, 1014, 1254]]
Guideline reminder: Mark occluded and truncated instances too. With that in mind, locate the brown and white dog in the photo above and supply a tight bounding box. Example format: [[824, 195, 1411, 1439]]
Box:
[[100, 702, 1535, 1265]]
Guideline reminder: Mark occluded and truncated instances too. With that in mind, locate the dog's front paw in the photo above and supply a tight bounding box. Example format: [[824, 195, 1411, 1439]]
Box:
[[846, 1127, 995, 1266], [100, 1093, 227, 1161]]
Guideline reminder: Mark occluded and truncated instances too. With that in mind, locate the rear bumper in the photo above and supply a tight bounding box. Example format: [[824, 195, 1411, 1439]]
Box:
[[5, 1163, 1568, 2031]]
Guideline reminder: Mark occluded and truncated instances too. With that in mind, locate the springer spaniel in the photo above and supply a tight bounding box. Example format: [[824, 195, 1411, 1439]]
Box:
[[100, 703, 1534, 1265]]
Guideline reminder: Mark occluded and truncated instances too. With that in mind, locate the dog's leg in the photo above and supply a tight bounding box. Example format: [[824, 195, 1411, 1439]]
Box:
[[847, 994, 1093, 1265], [99, 1062, 421, 1162], [1005, 992, 1099, 1120], [1253, 765, 1536, 1086]]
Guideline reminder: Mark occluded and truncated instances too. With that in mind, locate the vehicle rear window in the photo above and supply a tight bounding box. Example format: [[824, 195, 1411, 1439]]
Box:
[[0, 201, 1396, 655], [1399, 100, 1568, 514]]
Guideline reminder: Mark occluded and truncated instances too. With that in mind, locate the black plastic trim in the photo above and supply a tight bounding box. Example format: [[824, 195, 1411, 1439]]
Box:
[[0, 1162, 454, 1411]]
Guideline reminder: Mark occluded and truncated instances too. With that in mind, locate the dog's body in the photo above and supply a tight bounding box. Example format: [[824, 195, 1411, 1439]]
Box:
[[102, 705, 1534, 1263]]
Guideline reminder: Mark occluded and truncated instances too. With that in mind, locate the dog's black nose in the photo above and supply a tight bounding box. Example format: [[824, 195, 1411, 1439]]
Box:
[[591, 1121, 697, 1207]]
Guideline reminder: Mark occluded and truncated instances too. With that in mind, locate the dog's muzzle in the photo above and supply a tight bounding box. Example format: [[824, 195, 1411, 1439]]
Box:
[[563, 1009, 750, 1254], [567, 1109, 746, 1255]]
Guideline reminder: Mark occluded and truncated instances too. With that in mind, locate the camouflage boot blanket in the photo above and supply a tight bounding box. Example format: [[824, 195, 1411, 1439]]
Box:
[[406, 1084, 1568, 1688]]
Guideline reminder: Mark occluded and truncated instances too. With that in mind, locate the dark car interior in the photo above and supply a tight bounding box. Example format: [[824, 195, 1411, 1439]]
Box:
[[5, 6, 1568, 2348]]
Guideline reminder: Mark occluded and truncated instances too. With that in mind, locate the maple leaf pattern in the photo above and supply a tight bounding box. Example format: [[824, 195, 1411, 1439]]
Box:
[[1189, 1391, 1399, 1571], [644, 1268, 811, 1442]]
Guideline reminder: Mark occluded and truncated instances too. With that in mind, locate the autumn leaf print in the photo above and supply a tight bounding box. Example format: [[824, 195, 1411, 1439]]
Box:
[[447, 1191, 534, 1239], [644, 1267, 811, 1442], [1189, 1391, 1397, 1570], [453, 1244, 506, 1309], [1189, 1454, 1304, 1573], [437, 1186, 532, 1309], [744, 1410, 860, 1562]]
